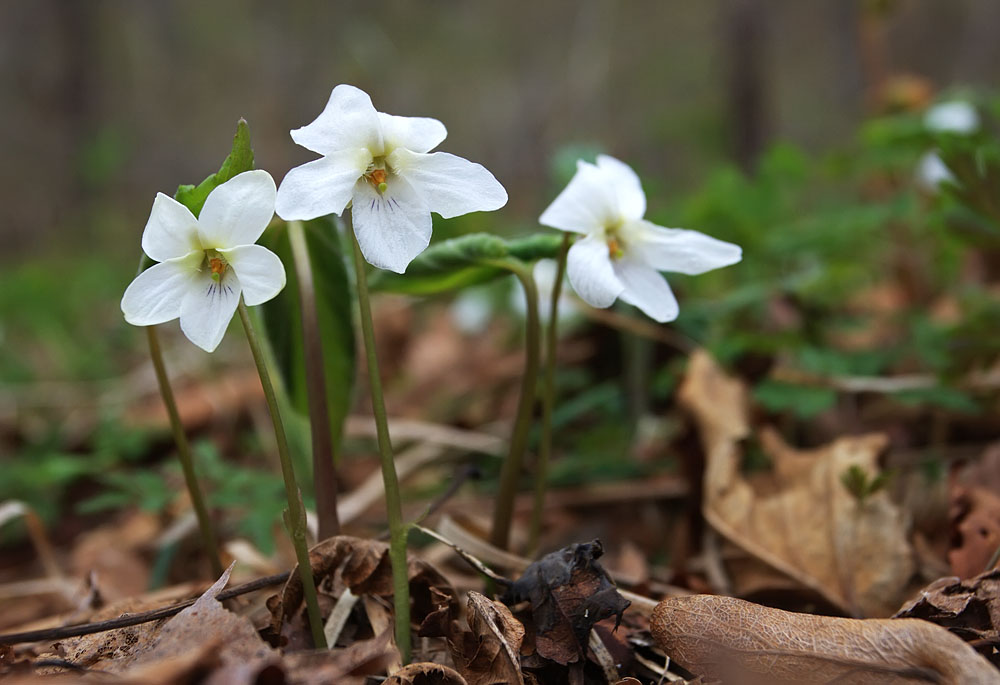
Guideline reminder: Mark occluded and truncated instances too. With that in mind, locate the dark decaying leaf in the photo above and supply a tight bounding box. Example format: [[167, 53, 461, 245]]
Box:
[[385, 661, 468, 685], [268, 536, 457, 646], [894, 569, 1000, 666], [502, 539, 630, 666]]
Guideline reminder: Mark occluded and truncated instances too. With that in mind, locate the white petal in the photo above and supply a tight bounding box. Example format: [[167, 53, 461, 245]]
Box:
[[218, 244, 286, 306], [379, 113, 447, 154], [565, 234, 623, 308], [141, 193, 201, 262], [275, 148, 371, 221], [613, 259, 679, 323], [198, 170, 276, 249], [629, 221, 742, 275], [924, 101, 979, 134], [596, 155, 646, 220], [539, 160, 620, 234], [179, 266, 242, 352], [388, 148, 507, 219], [290, 84, 384, 155], [351, 175, 432, 273], [121, 252, 202, 326]]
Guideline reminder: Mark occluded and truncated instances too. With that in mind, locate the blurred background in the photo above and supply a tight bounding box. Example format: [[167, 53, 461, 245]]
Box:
[[3, 0, 1000, 609]]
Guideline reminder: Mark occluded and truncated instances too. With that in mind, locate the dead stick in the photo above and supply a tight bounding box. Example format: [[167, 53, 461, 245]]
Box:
[[0, 572, 289, 645]]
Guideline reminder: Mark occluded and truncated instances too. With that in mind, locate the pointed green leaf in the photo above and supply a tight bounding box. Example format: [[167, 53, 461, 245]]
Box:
[[174, 119, 255, 217], [258, 217, 356, 450]]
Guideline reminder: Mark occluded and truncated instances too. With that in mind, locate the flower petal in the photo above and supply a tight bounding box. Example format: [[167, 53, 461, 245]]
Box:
[[351, 175, 432, 273], [388, 149, 508, 219], [290, 84, 384, 155], [539, 160, 619, 234], [613, 259, 679, 323], [630, 221, 742, 275], [121, 252, 202, 326], [275, 148, 371, 221], [596, 155, 646, 220], [218, 244, 286, 306], [198, 170, 276, 249], [141, 193, 201, 262], [565, 234, 623, 308], [179, 266, 242, 352], [379, 113, 447, 154]]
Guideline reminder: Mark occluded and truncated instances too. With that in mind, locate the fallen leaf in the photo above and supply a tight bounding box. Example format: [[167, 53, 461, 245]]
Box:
[[678, 349, 915, 616], [502, 540, 629, 666], [280, 629, 396, 685], [269, 536, 457, 648], [894, 570, 1000, 666], [948, 487, 1000, 579], [386, 661, 468, 684], [651, 594, 999, 684], [456, 591, 525, 685]]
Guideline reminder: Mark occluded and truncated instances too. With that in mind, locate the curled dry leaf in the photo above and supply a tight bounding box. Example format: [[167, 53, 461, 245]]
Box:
[[651, 594, 999, 684], [895, 569, 1000, 665], [385, 661, 468, 685], [948, 487, 1000, 579], [269, 536, 457, 644], [461, 591, 525, 685], [678, 349, 914, 616], [502, 540, 630, 666]]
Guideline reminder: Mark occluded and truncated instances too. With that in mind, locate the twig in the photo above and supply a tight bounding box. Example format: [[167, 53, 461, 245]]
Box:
[[0, 572, 289, 645], [410, 524, 512, 587]]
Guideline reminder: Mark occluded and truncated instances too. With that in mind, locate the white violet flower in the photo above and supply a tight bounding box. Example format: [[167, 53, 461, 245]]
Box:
[[121, 170, 285, 352], [275, 84, 508, 273], [924, 101, 979, 135], [539, 155, 741, 323]]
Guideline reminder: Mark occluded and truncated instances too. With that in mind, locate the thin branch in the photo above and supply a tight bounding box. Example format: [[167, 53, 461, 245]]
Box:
[[0, 573, 289, 645]]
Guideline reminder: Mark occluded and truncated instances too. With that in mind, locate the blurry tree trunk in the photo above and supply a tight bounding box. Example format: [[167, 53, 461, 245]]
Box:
[[724, 0, 768, 175]]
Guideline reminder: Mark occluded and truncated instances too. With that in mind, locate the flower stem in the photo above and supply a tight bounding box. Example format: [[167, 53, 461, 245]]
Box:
[[136, 252, 224, 579], [345, 213, 411, 664], [288, 220, 340, 540], [528, 235, 570, 554], [488, 259, 541, 552], [236, 298, 327, 649]]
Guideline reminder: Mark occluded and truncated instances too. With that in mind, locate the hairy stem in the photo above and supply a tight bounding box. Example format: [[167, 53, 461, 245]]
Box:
[[237, 298, 326, 649], [288, 220, 340, 540], [528, 235, 570, 554], [488, 259, 541, 551], [346, 213, 411, 664]]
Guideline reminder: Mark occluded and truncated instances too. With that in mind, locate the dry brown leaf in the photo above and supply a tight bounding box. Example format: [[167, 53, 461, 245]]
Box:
[[948, 487, 1000, 579], [460, 591, 525, 685], [895, 570, 1000, 666], [386, 661, 468, 685], [651, 594, 999, 684], [280, 629, 396, 685], [70, 511, 159, 602], [269, 536, 457, 647], [678, 349, 914, 616]]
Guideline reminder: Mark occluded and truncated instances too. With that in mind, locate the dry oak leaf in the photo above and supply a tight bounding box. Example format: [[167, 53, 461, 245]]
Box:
[[895, 570, 1000, 666], [269, 535, 457, 644], [651, 594, 1000, 684], [678, 349, 914, 617]]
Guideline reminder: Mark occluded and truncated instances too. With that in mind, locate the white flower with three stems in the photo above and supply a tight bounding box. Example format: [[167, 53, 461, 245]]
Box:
[[275, 84, 508, 273], [540, 155, 741, 322], [121, 170, 285, 352]]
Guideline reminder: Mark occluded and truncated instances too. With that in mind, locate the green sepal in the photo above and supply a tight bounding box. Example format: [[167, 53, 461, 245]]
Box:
[[174, 119, 255, 217]]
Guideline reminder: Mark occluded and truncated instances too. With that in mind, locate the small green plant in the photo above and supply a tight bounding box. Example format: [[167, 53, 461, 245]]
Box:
[[840, 464, 892, 504]]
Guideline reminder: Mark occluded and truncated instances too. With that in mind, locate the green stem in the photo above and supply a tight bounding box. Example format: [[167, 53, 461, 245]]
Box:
[[145, 325, 224, 578], [528, 235, 570, 554], [488, 258, 541, 552], [236, 298, 327, 649], [288, 220, 340, 540], [346, 213, 411, 664]]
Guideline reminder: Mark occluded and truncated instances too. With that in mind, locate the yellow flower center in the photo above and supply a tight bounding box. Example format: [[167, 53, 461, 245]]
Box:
[[365, 165, 389, 195], [206, 252, 228, 283]]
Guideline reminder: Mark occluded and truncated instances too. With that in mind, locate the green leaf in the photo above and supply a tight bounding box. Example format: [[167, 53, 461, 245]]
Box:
[[753, 380, 837, 418], [369, 232, 565, 296], [257, 217, 356, 451], [174, 119, 255, 217]]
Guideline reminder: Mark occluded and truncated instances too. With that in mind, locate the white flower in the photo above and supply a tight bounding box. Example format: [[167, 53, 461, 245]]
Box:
[[275, 84, 508, 273], [121, 170, 285, 352], [924, 101, 979, 135], [916, 150, 956, 191], [539, 155, 741, 323]]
